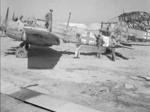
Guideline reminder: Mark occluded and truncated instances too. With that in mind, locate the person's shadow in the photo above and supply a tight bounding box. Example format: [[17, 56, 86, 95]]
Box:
[[104, 49, 129, 61]]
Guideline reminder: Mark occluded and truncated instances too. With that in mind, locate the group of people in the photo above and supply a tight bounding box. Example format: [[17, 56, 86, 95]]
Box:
[[74, 29, 117, 61]]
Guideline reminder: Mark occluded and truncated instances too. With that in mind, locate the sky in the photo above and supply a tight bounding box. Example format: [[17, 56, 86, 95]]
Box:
[[1, 0, 150, 23]]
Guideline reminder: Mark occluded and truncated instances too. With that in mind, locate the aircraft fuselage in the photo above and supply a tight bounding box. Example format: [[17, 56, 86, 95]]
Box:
[[6, 27, 60, 46]]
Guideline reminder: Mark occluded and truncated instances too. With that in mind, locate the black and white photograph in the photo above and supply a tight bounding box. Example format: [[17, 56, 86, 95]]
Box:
[[0, 0, 150, 112]]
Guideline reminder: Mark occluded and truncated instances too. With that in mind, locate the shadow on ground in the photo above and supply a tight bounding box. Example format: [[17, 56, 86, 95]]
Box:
[[28, 46, 62, 69], [4, 46, 129, 69], [4, 46, 62, 69], [104, 49, 129, 61]]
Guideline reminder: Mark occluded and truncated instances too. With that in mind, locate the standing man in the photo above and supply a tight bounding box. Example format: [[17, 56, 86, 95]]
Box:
[[48, 9, 53, 32], [95, 31, 104, 58], [110, 33, 117, 61], [74, 33, 82, 58], [45, 9, 53, 32]]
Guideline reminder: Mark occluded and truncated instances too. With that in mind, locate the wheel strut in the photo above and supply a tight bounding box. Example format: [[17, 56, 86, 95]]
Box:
[[19, 41, 26, 47]]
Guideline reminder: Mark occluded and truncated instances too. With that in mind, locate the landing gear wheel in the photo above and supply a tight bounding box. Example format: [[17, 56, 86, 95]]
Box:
[[25, 43, 30, 50], [15, 47, 27, 58]]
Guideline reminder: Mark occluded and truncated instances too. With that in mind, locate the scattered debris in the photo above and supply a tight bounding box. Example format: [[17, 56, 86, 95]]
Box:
[[22, 83, 39, 88], [124, 83, 136, 90], [137, 76, 150, 81]]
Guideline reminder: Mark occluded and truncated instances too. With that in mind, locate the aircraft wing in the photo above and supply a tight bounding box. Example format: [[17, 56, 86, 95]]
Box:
[[24, 26, 48, 33], [115, 44, 133, 49], [36, 18, 46, 22], [120, 41, 150, 46]]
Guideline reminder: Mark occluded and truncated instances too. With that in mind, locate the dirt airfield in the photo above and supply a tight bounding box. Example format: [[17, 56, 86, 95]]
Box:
[[1, 35, 150, 112]]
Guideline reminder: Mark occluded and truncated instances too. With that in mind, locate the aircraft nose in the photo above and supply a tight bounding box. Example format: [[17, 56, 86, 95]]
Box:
[[49, 33, 60, 45]]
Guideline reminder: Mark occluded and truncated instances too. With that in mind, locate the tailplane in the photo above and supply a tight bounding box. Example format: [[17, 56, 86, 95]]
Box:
[[0, 7, 9, 33]]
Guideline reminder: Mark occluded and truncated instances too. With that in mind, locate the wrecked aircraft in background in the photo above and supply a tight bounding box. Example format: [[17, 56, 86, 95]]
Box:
[[100, 11, 150, 42], [118, 11, 150, 42], [118, 11, 150, 31]]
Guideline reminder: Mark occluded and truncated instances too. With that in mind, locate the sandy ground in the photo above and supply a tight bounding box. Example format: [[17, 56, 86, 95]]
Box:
[[1, 36, 150, 112]]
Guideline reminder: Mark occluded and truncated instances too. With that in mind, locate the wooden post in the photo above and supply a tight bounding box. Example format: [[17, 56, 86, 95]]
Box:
[[66, 12, 71, 30], [0, 0, 1, 25], [101, 21, 103, 29]]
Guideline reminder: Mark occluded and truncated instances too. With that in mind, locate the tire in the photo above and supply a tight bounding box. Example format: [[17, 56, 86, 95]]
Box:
[[15, 47, 27, 58], [25, 43, 30, 50]]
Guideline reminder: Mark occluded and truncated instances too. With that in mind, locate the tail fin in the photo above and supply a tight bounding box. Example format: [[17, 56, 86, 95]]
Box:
[[0, 7, 9, 32], [4, 7, 9, 29]]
